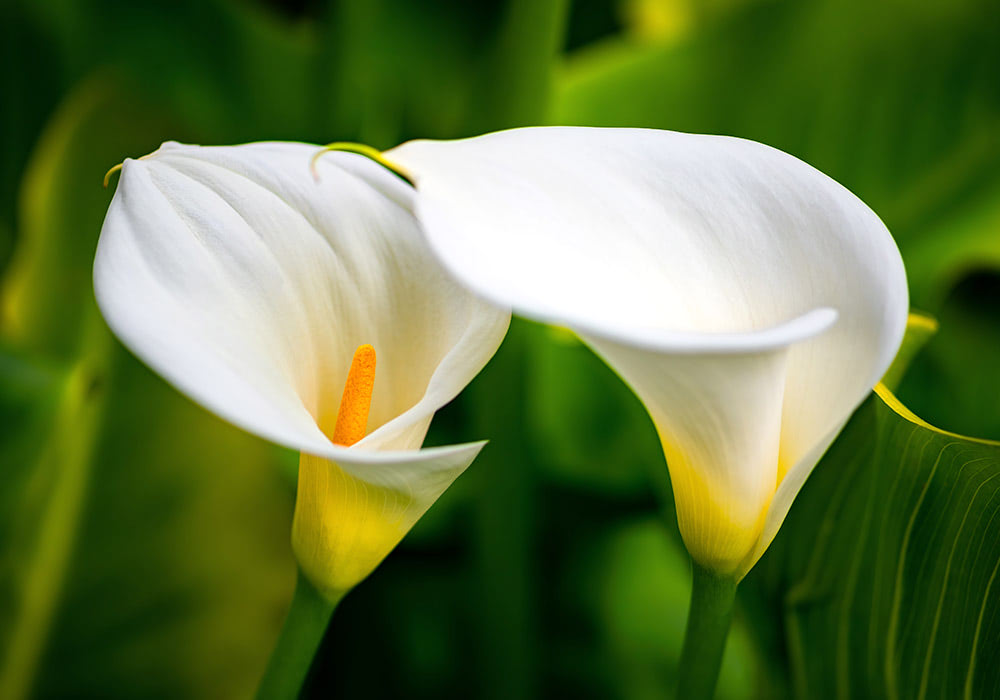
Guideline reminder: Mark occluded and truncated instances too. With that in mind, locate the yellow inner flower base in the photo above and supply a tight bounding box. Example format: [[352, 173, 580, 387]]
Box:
[[293, 343, 413, 599]]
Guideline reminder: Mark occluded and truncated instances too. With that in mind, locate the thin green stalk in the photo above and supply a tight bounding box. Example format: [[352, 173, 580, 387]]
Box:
[[255, 573, 340, 700], [471, 0, 570, 131], [471, 321, 539, 700], [676, 563, 739, 700], [0, 324, 109, 700]]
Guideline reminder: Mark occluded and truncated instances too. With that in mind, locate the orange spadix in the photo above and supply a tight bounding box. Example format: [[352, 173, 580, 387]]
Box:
[[332, 344, 376, 446]]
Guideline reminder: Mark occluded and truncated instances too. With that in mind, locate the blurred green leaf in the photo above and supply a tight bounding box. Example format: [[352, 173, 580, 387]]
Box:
[[1, 75, 177, 358], [0, 339, 296, 700], [0, 349, 65, 476], [18, 0, 320, 142], [0, 73, 164, 699], [902, 174, 1000, 308], [755, 385, 1000, 699], [0, 71, 297, 700], [897, 273, 1000, 442], [0, 2, 64, 271], [323, 0, 569, 145], [528, 328, 661, 497], [467, 0, 569, 130], [465, 321, 542, 700], [0, 341, 107, 700], [31, 348, 295, 700], [881, 312, 939, 394]]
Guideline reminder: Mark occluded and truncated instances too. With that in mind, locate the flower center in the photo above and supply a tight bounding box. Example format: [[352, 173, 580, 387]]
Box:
[[332, 344, 376, 446]]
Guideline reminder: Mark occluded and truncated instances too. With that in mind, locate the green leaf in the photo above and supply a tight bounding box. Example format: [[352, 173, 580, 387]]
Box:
[[527, 326, 662, 496], [0, 340, 296, 700], [902, 177, 1000, 309], [20, 0, 319, 143], [466, 0, 569, 130], [30, 350, 295, 700], [0, 2, 62, 269], [1, 74, 176, 358], [0, 341, 108, 700], [0, 73, 296, 700], [753, 384, 1000, 699], [897, 273, 1000, 442], [880, 312, 939, 394]]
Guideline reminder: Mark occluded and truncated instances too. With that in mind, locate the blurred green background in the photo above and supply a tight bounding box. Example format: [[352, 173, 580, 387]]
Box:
[[2, 0, 999, 698]]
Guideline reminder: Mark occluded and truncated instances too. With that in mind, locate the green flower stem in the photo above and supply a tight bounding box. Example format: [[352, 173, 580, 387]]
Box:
[[471, 322, 540, 699], [676, 563, 739, 700], [255, 574, 340, 700]]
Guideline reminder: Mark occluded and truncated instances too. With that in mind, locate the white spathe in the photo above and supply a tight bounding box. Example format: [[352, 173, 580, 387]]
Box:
[[94, 141, 509, 598], [388, 126, 908, 578]]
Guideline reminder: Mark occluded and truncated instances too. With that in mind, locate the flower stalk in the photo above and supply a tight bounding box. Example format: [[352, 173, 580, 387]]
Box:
[[676, 563, 739, 700], [255, 573, 341, 700]]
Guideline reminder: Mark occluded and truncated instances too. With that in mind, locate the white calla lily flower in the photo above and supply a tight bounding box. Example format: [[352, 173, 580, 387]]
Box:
[[387, 126, 908, 578], [94, 141, 509, 600]]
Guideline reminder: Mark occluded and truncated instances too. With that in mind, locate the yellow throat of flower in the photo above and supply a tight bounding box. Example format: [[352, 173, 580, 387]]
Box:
[[294, 343, 413, 601], [331, 344, 376, 446]]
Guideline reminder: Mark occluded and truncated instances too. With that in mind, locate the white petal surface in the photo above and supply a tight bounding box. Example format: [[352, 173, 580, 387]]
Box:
[[390, 127, 908, 573], [583, 310, 835, 573], [95, 142, 509, 464]]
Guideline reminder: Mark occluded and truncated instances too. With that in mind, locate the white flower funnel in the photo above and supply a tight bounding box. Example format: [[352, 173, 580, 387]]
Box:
[[94, 141, 509, 598], [388, 127, 908, 577]]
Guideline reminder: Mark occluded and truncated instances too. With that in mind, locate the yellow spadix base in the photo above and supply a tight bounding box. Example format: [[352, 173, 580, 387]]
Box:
[[292, 453, 412, 600], [292, 344, 412, 600], [662, 440, 771, 577]]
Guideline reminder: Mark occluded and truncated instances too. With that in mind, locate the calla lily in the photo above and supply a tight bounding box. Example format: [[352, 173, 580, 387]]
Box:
[[386, 126, 908, 578], [94, 141, 509, 600]]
